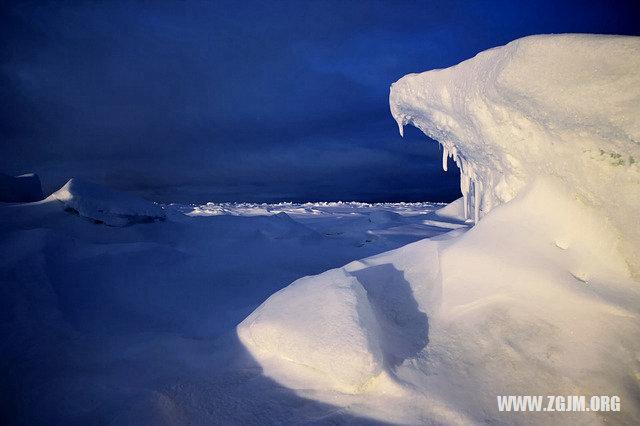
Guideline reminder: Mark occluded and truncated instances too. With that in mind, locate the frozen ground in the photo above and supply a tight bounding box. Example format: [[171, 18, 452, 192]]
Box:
[[0, 182, 463, 425]]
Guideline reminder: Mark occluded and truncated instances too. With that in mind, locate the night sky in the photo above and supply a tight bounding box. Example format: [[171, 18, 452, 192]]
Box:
[[2, 1, 639, 202]]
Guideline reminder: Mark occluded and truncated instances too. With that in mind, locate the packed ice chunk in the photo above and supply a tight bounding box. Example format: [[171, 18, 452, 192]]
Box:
[[0, 173, 44, 202], [390, 34, 640, 273], [48, 178, 165, 226]]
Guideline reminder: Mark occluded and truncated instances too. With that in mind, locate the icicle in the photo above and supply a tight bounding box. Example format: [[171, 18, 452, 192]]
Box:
[[462, 194, 468, 219], [474, 180, 482, 223], [483, 178, 493, 213], [460, 171, 470, 220], [442, 145, 449, 171]]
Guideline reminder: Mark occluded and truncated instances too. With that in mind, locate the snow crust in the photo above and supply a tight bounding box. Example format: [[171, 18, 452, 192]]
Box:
[[49, 178, 165, 226], [390, 34, 640, 273]]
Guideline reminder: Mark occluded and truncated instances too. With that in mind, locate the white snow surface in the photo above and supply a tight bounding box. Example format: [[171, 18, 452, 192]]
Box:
[[238, 34, 640, 424], [390, 34, 640, 274]]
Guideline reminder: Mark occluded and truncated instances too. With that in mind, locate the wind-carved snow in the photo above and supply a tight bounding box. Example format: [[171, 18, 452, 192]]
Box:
[[390, 33, 640, 274], [238, 34, 640, 424]]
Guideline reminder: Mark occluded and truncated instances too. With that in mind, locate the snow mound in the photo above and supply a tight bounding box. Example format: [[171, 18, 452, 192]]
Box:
[[0, 173, 44, 202], [238, 268, 384, 393], [390, 34, 640, 273], [238, 179, 640, 423], [366, 209, 403, 225], [48, 178, 165, 226], [434, 197, 465, 221], [261, 211, 319, 239]]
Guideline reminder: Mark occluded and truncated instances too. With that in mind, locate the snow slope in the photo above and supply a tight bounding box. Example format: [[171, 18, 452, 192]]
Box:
[[238, 34, 640, 424]]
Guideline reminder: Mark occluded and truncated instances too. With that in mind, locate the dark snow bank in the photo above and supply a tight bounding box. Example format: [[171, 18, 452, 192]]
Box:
[[48, 178, 165, 226]]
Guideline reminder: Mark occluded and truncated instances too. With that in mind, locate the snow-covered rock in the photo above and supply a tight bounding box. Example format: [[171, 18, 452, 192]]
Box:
[[0, 173, 44, 202], [48, 178, 165, 226], [390, 34, 640, 274]]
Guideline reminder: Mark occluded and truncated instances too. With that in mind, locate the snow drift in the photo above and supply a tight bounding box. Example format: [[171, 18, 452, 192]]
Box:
[[238, 34, 640, 423], [239, 268, 386, 393], [391, 34, 640, 274], [49, 178, 165, 226]]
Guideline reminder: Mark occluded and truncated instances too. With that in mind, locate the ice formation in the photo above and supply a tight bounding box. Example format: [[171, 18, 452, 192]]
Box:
[[237, 34, 640, 423], [391, 34, 640, 273]]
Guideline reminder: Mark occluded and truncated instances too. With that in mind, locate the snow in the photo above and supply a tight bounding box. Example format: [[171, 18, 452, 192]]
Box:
[[238, 177, 640, 424], [391, 34, 640, 274], [0, 180, 457, 424], [48, 178, 166, 226], [239, 268, 385, 393], [237, 34, 640, 424], [3, 34, 639, 424]]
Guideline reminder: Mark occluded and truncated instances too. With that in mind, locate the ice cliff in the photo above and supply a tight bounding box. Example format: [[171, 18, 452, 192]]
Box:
[[390, 34, 640, 273]]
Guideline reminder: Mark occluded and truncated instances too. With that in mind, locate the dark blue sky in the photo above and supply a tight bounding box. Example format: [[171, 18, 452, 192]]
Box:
[[2, 0, 639, 202]]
